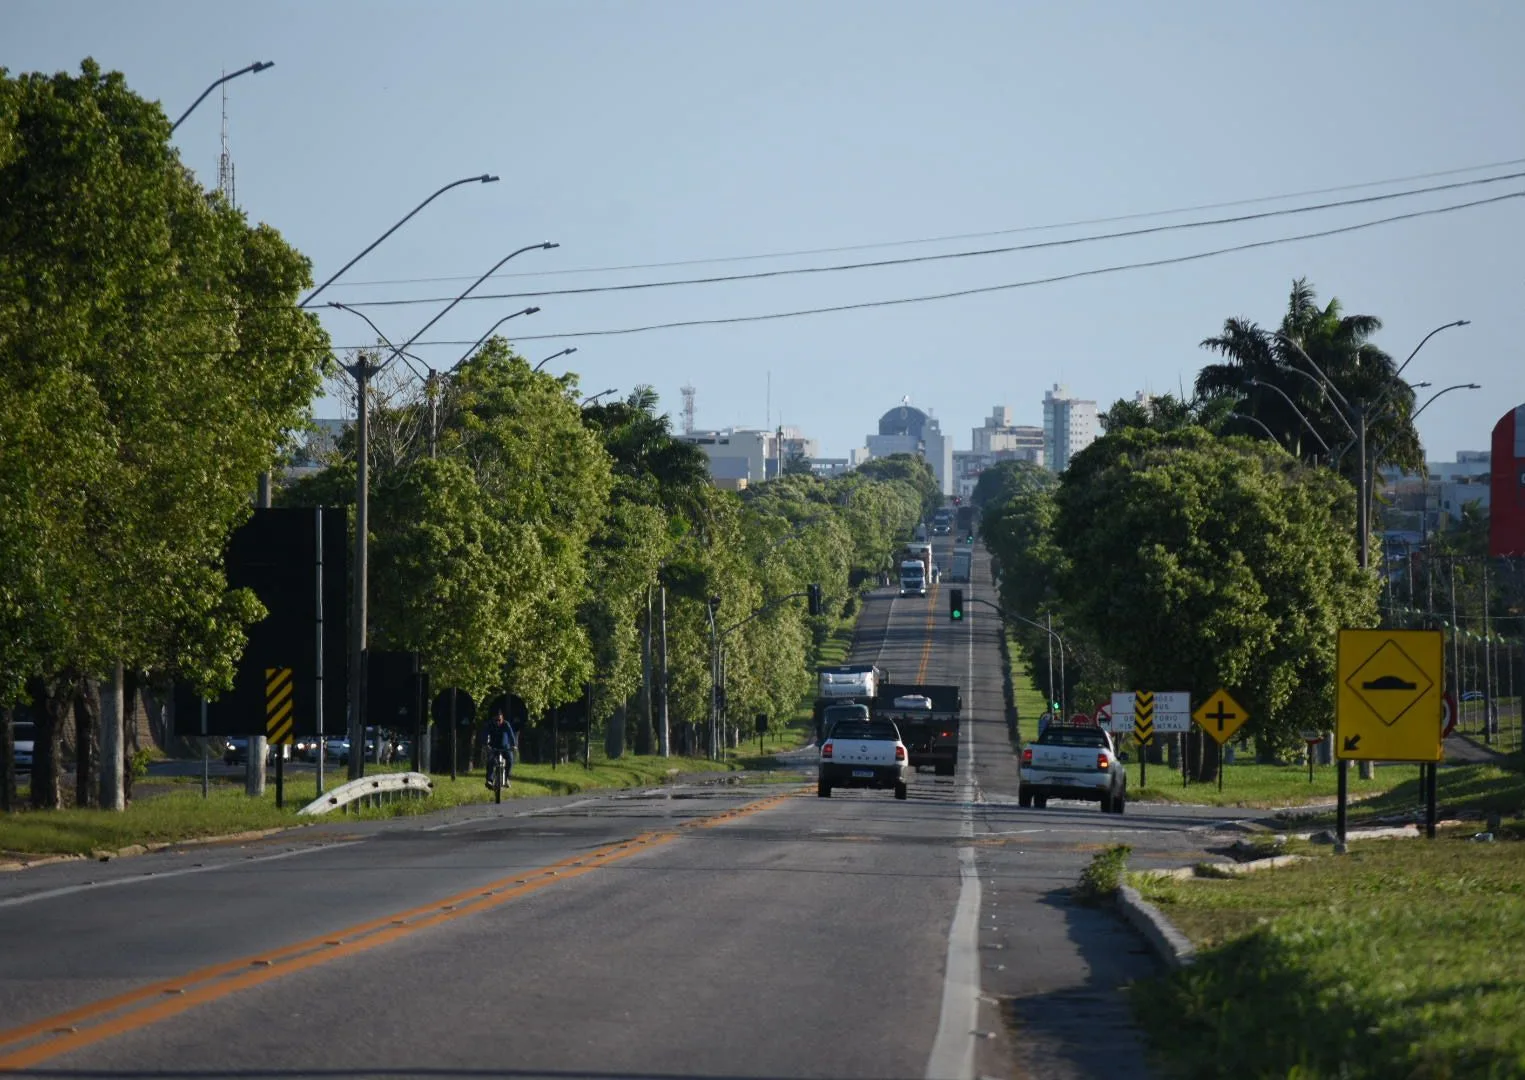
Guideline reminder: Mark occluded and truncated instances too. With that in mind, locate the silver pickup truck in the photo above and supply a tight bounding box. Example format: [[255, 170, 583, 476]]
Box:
[[1019, 720, 1127, 813], [818, 718, 911, 800]]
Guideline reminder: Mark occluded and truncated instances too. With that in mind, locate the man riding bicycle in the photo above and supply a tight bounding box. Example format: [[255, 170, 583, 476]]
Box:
[[482, 708, 518, 790]]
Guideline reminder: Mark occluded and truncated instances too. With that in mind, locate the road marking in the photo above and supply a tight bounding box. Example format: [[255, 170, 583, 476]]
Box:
[[916, 580, 940, 683], [0, 789, 795, 1070], [925, 572, 980, 1080], [0, 842, 362, 911]]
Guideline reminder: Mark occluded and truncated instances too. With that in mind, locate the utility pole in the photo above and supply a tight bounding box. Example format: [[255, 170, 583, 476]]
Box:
[[247, 470, 272, 796], [658, 586, 670, 757], [640, 587, 654, 755], [100, 661, 125, 811], [346, 355, 375, 780]]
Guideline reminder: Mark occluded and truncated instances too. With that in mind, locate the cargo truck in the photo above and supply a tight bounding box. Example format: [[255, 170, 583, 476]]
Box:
[[872, 683, 961, 775], [812, 664, 888, 742]]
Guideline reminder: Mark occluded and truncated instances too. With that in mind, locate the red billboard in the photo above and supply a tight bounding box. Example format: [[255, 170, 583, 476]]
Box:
[[1490, 405, 1525, 557]]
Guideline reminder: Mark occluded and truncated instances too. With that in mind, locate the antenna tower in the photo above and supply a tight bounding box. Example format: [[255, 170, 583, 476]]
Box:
[[216, 75, 236, 206], [680, 384, 696, 435]]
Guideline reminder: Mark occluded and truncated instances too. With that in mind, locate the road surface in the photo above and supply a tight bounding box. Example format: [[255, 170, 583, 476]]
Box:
[[0, 541, 1264, 1079]]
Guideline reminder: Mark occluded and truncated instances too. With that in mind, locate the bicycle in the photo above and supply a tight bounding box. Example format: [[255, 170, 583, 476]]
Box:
[[486, 748, 512, 803]]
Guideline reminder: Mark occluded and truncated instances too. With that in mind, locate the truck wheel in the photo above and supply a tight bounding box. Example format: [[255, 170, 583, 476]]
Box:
[[1018, 791, 1032, 808], [817, 782, 831, 798], [894, 781, 908, 800], [1100, 792, 1114, 814], [1034, 796, 1048, 809], [1113, 788, 1126, 814]]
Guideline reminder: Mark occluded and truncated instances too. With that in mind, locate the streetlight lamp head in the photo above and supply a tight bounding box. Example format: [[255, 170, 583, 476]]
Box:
[[1455, 320, 1471, 327], [525, 306, 541, 315], [479, 175, 500, 184], [1467, 383, 1481, 389], [541, 242, 560, 251], [252, 61, 275, 73]]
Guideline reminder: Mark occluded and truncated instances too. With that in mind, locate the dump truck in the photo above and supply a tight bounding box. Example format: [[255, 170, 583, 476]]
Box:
[[872, 683, 962, 776]]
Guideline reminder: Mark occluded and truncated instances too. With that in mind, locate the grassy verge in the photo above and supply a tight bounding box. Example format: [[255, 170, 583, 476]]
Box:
[[1007, 634, 1048, 744], [1131, 836, 1525, 1078], [0, 752, 745, 858], [1124, 760, 1412, 809], [1290, 759, 1525, 829]]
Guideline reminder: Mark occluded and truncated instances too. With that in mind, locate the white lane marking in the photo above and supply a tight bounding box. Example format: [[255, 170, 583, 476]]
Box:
[[424, 796, 606, 831], [0, 842, 361, 910], [925, 582, 981, 1080]]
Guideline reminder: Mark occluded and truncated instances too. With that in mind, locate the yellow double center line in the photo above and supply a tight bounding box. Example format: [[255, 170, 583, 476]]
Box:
[[0, 788, 797, 1071], [916, 581, 940, 683]]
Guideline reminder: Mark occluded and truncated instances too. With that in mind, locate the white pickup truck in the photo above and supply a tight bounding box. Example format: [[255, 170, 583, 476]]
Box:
[[1019, 720, 1127, 813], [818, 717, 911, 800]]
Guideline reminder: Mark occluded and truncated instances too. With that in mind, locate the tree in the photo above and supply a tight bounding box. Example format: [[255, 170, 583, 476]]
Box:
[[0, 61, 329, 806], [970, 460, 1056, 511], [1055, 427, 1377, 755], [1195, 278, 1422, 479], [857, 454, 942, 522]]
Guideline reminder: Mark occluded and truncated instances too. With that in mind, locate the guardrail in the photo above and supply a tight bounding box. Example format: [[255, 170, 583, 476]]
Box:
[[297, 771, 435, 816]]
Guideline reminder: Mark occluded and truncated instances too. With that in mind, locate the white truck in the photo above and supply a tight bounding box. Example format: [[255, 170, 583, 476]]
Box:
[[818, 716, 911, 800], [898, 559, 927, 597], [1019, 718, 1127, 813]]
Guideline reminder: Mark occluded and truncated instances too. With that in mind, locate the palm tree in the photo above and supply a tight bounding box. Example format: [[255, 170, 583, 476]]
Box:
[[1196, 278, 1422, 482]]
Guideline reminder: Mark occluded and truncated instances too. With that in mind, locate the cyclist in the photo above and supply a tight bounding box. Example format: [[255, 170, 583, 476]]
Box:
[[482, 708, 518, 790]]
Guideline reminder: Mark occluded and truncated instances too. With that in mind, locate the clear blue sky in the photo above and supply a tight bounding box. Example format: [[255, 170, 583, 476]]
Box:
[[9, 0, 1522, 460]]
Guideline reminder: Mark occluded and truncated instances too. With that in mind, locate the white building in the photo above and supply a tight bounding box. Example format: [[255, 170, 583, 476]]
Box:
[[1042, 385, 1098, 473], [1377, 451, 1492, 537], [972, 405, 1045, 460], [864, 402, 953, 495], [678, 425, 822, 486]]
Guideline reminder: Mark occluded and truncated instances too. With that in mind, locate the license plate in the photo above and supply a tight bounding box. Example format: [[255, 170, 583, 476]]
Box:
[[852, 769, 874, 778]]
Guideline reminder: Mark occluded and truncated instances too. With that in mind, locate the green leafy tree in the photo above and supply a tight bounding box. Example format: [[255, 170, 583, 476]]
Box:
[[857, 454, 942, 522], [970, 460, 1056, 511], [1055, 427, 1377, 755]]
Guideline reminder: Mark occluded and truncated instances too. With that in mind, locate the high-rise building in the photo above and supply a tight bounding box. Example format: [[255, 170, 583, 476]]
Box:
[[972, 405, 1044, 459], [864, 401, 952, 495], [1042, 385, 1098, 473]]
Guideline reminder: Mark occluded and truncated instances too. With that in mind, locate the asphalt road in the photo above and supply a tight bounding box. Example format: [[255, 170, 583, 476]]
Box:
[[0, 540, 1267, 1080]]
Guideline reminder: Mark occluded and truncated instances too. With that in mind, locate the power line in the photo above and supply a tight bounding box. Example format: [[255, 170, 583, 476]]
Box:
[[325, 155, 1525, 288], [318, 171, 1525, 309], [167, 188, 1525, 355]]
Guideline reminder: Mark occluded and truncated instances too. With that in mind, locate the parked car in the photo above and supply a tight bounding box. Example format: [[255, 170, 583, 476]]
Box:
[[325, 737, 351, 766], [11, 719, 34, 774]]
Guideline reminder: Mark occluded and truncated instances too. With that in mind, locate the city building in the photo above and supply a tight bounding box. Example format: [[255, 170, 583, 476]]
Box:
[[677, 425, 822, 487], [972, 405, 1044, 459], [1042, 384, 1098, 473], [864, 401, 952, 495], [1376, 450, 1491, 539]]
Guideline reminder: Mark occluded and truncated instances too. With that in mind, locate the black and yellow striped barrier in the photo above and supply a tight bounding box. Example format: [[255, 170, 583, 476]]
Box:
[[265, 666, 295, 746]]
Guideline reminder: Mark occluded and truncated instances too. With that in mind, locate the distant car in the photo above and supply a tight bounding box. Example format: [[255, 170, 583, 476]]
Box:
[[325, 737, 351, 766], [932, 524, 951, 536], [11, 720, 34, 774], [223, 737, 254, 766], [1461, 691, 1485, 702]]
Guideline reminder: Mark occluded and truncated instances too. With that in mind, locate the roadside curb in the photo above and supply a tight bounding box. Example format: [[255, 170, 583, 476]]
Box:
[[1117, 884, 1196, 970], [0, 826, 299, 872]]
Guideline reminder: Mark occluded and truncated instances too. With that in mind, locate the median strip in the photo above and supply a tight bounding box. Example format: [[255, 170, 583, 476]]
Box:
[[0, 788, 796, 1071]]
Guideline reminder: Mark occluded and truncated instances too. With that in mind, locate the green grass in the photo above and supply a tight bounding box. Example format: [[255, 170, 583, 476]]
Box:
[[1131, 836, 1525, 1078], [1123, 760, 1412, 808], [0, 752, 747, 857], [1007, 635, 1049, 743], [1291, 759, 1525, 829], [1074, 844, 1131, 904]]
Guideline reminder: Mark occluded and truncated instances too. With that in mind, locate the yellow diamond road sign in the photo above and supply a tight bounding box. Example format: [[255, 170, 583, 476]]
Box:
[[1193, 689, 1249, 745], [1336, 629, 1443, 762]]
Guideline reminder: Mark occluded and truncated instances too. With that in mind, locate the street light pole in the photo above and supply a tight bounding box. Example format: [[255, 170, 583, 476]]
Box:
[[169, 62, 273, 133], [299, 175, 500, 308], [533, 347, 578, 373]]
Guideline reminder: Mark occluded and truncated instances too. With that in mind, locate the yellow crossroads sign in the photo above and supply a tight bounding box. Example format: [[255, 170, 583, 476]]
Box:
[[1336, 629, 1443, 762], [265, 666, 295, 746], [1133, 689, 1155, 746], [1193, 688, 1249, 745]]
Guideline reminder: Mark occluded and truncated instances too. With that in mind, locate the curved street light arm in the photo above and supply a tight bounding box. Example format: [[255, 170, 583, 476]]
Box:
[[1393, 320, 1470, 382], [533, 347, 577, 373], [1413, 383, 1482, 422], [580, 388, 618, 407], [1275, 332, 1359, 420], [326, 302, 425, 380], [1228, 412, 1283, 445], [452, 308, 543, 371], [1246, 379, 1333, 453], [300, 174, 500, 308], [170, 62, 273, 133], [400, 243, 556, 354]]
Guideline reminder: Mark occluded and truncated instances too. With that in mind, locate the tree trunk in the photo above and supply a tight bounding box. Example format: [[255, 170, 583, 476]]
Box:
[[74, 681, 99, 809], [100, 662, 125, 811], [606, 701, 626, 759], [0, 707, 14, 813], [1185, 728, 1220, 783], [29, 677, 63, 810]]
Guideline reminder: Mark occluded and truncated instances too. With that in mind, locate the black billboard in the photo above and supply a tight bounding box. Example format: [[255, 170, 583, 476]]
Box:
[[174, 507, 347, 737]]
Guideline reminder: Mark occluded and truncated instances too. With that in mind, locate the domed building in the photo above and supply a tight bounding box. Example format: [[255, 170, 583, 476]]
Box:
[[865, 399, 952, 495]]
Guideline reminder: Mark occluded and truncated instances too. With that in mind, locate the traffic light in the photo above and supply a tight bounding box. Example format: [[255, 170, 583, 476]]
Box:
[[949, 588, 964, 621], [965, 532, 975, 544], [807, 583, 822, 617]]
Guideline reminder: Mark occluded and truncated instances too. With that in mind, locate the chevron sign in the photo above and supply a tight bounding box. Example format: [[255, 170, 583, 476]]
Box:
[[1133, 689, 1155, 746]]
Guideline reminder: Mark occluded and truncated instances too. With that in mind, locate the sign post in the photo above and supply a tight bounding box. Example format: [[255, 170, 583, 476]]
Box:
[[1336, 628, 1444, 850], [1133, 691, 1155, 787], [1299, 730, 1324, 784], [1192, 689, 1248, 793]]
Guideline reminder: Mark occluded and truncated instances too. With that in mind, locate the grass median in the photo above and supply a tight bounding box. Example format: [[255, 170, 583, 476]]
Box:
[[1130, 835, 1525, 1078], [1123, 759, 1412, 809], [0, 752, 746, 859]]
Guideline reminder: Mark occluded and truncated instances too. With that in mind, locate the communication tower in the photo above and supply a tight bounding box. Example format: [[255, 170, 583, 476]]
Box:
[[216, 76, 236, 206], [680, 384, 696, 435]]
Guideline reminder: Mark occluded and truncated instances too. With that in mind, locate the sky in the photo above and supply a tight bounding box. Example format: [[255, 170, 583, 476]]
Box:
[[8, 0, 1523, 461]]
